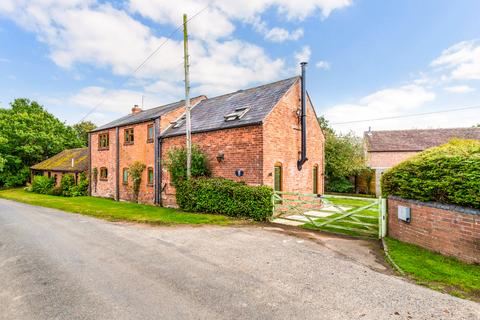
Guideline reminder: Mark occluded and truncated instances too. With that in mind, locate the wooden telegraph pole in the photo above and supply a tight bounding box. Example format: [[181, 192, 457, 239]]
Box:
[[183, 13, 192, 179]]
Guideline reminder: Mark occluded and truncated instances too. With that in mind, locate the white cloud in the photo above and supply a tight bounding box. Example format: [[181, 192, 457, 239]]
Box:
[[295, 46, 311, 64], [324, 84, 436, 135], [129, 0, 350, 40], [315, 60, 330, 70], [69, 86, 168, 117], [431, 40, 480, 80], [0, 0, 286, 101], [444, 85, 475, 93], [264, 27, 304, 42]]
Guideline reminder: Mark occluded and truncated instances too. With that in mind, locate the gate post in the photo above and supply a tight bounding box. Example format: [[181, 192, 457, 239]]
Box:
[[379, 197, 387, 238]]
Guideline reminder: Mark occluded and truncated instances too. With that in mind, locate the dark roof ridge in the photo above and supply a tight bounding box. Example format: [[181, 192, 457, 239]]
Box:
[[203, 76, 299, 102], [365, 127, 480, 134]]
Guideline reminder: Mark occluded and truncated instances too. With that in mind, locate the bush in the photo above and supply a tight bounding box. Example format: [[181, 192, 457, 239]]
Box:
[[326, 176, 354, 193], [165, 145, 210, 186], [128, 161, 146, 203], [31, 175, 55, 194], [60, 174, 76, 197], [176, 178, 273, 221], [70, 173, 89, 197], [382, 139, 480, 209]]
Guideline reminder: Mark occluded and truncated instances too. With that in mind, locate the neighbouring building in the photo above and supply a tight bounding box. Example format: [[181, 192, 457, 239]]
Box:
[[30, 147, 89, 186], [364, 127, 480, 195], [89, 64, 325, 206]]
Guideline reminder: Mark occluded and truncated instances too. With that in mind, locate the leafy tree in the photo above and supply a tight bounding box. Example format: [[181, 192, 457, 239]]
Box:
[[0, 98, 83, 187], [72, 121, 96, 146], [319, 117, 367, 192]]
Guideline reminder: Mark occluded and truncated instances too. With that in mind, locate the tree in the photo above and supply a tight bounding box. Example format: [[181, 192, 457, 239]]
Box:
[[72, 121, 96, 146], [318, 117, 367, 192], [0, 98, 83, 187]]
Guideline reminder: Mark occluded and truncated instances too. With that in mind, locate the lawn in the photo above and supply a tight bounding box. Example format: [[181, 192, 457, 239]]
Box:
[[0, 188, 240, 226], [300, 196, 380, 238], [385, 237, 480, 302]]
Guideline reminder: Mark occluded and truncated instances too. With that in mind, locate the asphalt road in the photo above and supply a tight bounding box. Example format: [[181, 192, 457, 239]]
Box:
[[0, 199, 479, 320]]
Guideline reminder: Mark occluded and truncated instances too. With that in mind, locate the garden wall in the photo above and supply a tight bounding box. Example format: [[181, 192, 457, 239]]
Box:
[[388, 196, 480, 264]]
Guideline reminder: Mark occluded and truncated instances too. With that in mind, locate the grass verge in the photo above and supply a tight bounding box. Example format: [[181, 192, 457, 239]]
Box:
[[0, 188, 240, 226], [385, 237, 480, 302]]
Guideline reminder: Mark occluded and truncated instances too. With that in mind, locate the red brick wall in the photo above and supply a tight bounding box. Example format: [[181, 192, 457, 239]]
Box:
[[90, 103, 187, 203], [388, 197, 480, 264], [262, 79, 325, 194], [90, 128, 117, 199], [161, 125, 264, 207], [118, 122, 155, 204], [367, 151, 419, 168]]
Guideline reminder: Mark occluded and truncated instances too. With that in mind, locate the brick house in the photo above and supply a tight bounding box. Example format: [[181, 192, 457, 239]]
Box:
[[89, 66, 325, 206], [365, 127, 480, 195], [31, 147, 88, 186]]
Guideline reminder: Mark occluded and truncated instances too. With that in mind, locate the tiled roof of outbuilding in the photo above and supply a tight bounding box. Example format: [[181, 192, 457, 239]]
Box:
[[31, 148, 88, 172], [92, 97, 204, 132], [365, 128, 480, 152], [162, 77, 299, 137]]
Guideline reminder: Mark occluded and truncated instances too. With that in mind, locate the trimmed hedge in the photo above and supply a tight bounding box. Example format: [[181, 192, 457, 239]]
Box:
[[382, 139, 480, 209], [176, 178, 273, 221]]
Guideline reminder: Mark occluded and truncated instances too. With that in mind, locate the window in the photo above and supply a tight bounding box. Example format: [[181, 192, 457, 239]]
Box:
[[147, 167, 154, 185], [100, 167, 108, 180], [313, 165, 319, 194], [147, 124, 154, 143], [124, 128, 134, 144], [98, 133, 109, 149], [224, 107, 250, 121], [172, 116, 186, 128], [123, 168, 128, 185]]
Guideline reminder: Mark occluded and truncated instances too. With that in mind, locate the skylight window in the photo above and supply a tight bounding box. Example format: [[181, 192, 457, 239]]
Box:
[[224, 107, 250, 122]]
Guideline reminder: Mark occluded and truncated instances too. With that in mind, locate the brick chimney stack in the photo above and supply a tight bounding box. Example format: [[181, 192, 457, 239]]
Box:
[[132, 105, 142, 114]]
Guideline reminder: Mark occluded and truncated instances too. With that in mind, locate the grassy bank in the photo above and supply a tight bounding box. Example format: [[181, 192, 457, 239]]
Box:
[[385, 237, 480, 301], [0, 188, 240, 226]]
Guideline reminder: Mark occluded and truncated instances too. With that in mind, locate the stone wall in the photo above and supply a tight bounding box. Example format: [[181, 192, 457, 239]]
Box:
[[388, 196, 480, 264]]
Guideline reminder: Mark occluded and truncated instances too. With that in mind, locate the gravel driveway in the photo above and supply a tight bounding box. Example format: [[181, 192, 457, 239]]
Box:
[[0, 199, 478, 320]]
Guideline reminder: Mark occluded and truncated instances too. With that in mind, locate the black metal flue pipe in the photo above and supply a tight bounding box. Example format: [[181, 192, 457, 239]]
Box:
[[297, 62, 308, 170]]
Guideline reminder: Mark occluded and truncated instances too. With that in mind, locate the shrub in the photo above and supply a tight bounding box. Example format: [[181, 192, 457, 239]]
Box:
[[326, 176, 354, 193], [31, 175, 55, 194], [176, 178, 273, 221], [70, 172, 89, 197], [60, 174, 76, 197], [48, 186, 63, 196], [382, 139, 480, 209], [128, 161, 146, 203], [165, 145, 210, 186]]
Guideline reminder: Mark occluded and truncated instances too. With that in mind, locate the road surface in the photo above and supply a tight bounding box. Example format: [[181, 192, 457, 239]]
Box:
[[0, 199, 478, 320]]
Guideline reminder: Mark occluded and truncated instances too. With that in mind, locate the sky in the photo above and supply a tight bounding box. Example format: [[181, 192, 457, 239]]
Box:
[[0, 0, 479, 135]]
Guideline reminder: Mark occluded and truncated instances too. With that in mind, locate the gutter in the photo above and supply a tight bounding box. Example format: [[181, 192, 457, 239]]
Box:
[[154, 118, 162, 206], [115, 126, 120, 201]]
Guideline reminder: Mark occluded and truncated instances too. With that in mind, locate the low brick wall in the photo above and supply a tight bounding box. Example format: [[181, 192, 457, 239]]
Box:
[[388, 196, 480, 264]]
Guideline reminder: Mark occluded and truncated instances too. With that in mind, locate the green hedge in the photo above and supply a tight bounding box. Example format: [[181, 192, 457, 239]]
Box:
[[382, 139, 480, 209], [176, 178, 273, 221]]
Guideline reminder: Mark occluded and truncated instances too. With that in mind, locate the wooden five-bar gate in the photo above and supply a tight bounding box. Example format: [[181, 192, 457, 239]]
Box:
[[271, 191, 387, 239]]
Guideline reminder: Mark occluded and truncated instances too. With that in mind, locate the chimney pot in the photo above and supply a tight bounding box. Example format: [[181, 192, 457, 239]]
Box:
[[132, 105, 142, 114]]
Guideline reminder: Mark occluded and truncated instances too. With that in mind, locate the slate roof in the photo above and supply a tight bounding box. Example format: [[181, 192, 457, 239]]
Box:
[[163, 77, 299, 137], [31, 148, 89, 172], [91, 97, 203, 132], [365, 128, 480, 152]]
